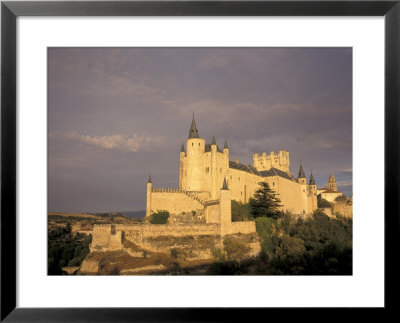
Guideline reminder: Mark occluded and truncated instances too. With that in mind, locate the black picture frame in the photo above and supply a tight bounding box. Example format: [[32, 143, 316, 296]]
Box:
[[1, 1, 399, 321]]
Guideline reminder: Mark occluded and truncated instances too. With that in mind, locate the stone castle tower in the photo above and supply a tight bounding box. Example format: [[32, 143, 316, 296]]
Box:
[[149, 116, 318, 217], [328, 173, 338, 191]]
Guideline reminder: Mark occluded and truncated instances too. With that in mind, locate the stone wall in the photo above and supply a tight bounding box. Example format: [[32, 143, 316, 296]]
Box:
[[149, 190, 204, 216], [332, 203, 353, 218], [222, 221, 257, 235], [91, 220, 257, 253]]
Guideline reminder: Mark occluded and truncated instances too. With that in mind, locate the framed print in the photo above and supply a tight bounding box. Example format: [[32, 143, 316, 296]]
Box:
[[1, 1, 399, 321]]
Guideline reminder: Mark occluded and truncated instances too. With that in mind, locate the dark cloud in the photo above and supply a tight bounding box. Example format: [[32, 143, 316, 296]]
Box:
[[48, 48, 352, 212]]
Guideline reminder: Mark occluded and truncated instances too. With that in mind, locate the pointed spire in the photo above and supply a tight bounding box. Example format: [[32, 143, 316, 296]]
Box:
[[147, 174, 152, 183], [188, 113, 199, 138], [211, 136, 216, 145], [224, 140, 228, 149], [309, 172, 316, 185], [180, 143, 185, 153], [298, 164, 306, 179], [221, 177, 229, 190]]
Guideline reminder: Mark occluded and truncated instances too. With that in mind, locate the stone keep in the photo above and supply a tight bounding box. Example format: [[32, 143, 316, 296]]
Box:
[[147, 116, 320, 218]]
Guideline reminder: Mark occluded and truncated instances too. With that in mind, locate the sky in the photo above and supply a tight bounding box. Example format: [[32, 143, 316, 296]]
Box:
[[48, 48, 352, 213]]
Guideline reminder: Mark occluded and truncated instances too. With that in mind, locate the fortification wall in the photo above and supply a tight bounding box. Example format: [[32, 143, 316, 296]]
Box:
[[265, 176, 311, 214], [150, 190, 204, 215], [204, 202, 220, 223], [222, 221, 257, 235], [227, 168, 261, 203], [332, 203, 353, 218], [91, 223, 221, 250]]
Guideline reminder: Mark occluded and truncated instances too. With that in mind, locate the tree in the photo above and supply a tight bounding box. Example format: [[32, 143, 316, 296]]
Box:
[[334, 195, 347, 203], [249, 182, 282, 219], [231, 200, 251, 221], [318, 198, 332, 208]]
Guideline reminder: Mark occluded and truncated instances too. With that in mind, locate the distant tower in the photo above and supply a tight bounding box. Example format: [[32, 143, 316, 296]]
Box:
[[146, 175, 152, 217], [297, 164, 306, 185], [328, 173, 338, 191], [186, 114, 205, 191]]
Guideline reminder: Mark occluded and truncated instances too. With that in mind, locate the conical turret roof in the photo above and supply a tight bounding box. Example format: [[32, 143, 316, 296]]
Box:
[[180, 143, 185, 153], [188, 114, 199, 138], [211, 136, 216, 145], [147, 174, 152, 183], [224, 140, 228, 149], [309, 172, 316, 185], [222, 177, 229, 190], [298, 164, 306, 179]]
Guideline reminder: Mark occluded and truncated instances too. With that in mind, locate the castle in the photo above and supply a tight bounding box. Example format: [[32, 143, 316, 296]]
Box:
[[88, 116, 348, 260], [146, 115, 318, 223]]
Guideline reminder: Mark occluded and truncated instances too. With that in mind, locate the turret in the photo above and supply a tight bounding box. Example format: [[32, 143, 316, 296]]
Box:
[[145, 174, 152, 217], [328, 173, 337, 191], [188, 113, 199, 138], [211, 136, 217, 199], [223, 140, 229, 173], [309, 172, 317, 212], [186, 115, 205, 191], [309, 171, 316, 187], [298, 164, 306, 185], [219, 177, 231, 227], [179, 143, 186, 189]]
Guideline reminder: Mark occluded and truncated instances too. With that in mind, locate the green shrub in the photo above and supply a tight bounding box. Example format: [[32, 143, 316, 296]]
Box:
[[170, 248, 179, 259], [318, 198, 332, 208], [231, 200, 251, 221], [191, 210, 196, 216], [223, 237, 250, 261], [212, 248, 226, 261], [149, 210, 170, 224], [255, 217, 276, 253]]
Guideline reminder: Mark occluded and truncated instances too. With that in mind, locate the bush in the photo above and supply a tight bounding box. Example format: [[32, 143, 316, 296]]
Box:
[[149, 210, 170, 224], [223, 237, 250, 261], [255, 217, 276, 253], [191, 210, 196, 216], [170, 248, 179, 259], [231, 200, 251, 221], [318, 198, 332, 208], [334, 195, 347, 203]]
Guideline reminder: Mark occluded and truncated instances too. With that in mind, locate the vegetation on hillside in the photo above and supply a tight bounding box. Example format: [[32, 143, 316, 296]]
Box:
[[48, 222, 92, 275], [209, 182, 352, 275], [149, 210, 170, 224], [231, 200, 251, 221], [318, 198, 332, 208]]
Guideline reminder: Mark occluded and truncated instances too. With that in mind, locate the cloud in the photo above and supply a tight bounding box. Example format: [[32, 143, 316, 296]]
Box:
[[337, 181, 353, 187], [340, 168, 353, 174], [50, 131, 164, 153]]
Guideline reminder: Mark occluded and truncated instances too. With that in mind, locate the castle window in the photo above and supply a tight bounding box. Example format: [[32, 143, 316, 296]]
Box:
[[220, 168, 222, 173], [205, 167, 209, 174], [199, 143, 200, 146], [192, 143, 194, 146], [273, 182, 275, 186]]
